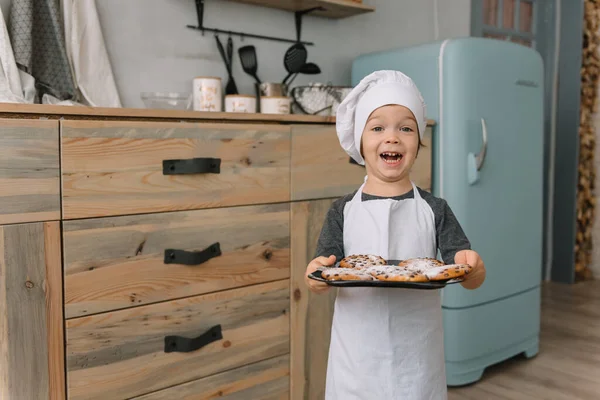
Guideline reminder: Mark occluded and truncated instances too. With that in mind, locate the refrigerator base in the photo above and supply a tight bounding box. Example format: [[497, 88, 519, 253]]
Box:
[[443, 286, 541, 386], [446, 336, 539, 387]]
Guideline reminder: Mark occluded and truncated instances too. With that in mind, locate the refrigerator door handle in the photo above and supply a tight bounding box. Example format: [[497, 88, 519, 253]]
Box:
[[467, 118, 488, 185], [475, 118, 488, 171]]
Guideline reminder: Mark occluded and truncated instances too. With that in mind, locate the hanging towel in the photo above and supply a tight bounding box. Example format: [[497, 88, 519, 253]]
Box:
[[62, 0, 122, 107], [9, 0, 77, 101], [0, 5, 28, 103]]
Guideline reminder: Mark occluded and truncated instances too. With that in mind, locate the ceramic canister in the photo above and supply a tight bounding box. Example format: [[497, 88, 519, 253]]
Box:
[[260, 96, 291, 114], [225, 94, 257, 113], [192, 76, 222, 112]]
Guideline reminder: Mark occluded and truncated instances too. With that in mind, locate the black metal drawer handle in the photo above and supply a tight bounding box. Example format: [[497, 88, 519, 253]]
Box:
[[162, 157, 221, 175], [164, 325, 223, 353], [164, 243, 222, 266]]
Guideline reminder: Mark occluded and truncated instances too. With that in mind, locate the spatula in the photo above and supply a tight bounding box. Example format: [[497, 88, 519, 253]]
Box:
[[238, 45, 261, 85]]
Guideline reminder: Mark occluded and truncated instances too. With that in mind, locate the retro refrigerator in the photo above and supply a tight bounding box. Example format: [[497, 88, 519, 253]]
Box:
[[351, 37, 544, 386]]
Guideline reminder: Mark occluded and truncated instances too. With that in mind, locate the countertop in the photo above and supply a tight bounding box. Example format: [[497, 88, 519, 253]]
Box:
[[0, 103, 436, 125]]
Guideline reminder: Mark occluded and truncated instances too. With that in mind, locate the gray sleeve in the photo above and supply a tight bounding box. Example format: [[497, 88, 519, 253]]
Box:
[[420, 189, 471, 264], [435, 200, 471, 264], [313, 195, 351, 262]]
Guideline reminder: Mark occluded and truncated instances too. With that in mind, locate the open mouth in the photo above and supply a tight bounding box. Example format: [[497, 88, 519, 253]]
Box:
[[380, 152, 403, 164]]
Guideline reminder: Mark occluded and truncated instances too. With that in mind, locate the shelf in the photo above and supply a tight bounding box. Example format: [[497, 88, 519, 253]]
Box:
[[228, 0, 374, 19]]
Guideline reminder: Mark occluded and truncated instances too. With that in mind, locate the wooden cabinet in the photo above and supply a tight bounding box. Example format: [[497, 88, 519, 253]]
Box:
[[0, 119, 60, 224], [61, 120, 291, 219], [0, 105, 433, 399], [0, 222, 64, 400]]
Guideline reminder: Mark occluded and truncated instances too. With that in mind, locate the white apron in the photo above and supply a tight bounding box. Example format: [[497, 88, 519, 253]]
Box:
[[325, 180, 447, 400]]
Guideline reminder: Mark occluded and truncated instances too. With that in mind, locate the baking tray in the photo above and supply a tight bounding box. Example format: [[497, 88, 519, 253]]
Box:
[[308, 260, 464, 289]]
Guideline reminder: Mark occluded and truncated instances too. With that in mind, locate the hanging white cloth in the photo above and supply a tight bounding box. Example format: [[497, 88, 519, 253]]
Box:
[[325, 181, 447, 400], [0, 6, 27, 103], [61, 0, 122, 107]]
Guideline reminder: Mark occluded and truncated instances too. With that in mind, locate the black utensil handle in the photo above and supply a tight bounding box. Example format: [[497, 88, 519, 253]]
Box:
[[215, 35, 232, 73], [162, 157, 221, 175], [164, 325, 223, 353], [164, 243, 222, 265]]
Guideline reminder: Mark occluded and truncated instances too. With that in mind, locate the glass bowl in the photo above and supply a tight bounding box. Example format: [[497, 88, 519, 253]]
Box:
[[140, 92, 192, 110]]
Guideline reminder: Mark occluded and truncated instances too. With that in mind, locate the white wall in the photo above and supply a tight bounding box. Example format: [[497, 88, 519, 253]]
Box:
[[0, 0, 471, 108]]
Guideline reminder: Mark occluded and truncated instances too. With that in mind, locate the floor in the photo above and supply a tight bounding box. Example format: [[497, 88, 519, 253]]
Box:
[[448, 280, 600, 400]]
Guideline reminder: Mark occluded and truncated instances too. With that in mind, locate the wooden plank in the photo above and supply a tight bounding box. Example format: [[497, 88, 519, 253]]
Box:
[[0, 222, 64, 399], [0, 103, 435, 127], [66, 280, 290, 400], [291, 125, 432, 201], [61, 120, 291, 219], [63, 203, 290, 318], [132, 355, 290, 400], [0, 102, 336, 124], [290, 200, 338, 400], [0, 118, 60, 224], [225, 0, 374, 18], [44, 222, 66, 400]]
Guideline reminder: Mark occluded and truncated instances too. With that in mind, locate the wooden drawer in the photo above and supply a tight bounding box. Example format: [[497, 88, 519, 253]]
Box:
[[0, 119, 60, 224], [63, 203, 290, 319], [65, 280, 290, 400], [131, 355, 289, 399], [291, 124, 432, 201], [61, 120, 291, 219]]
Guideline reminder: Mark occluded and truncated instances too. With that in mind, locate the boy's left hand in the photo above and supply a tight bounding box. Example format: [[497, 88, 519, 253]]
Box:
[[454, 250, 486, 290]]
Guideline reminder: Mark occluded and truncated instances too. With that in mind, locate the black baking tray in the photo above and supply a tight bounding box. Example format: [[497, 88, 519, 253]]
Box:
[[308, 260, 464, 289]]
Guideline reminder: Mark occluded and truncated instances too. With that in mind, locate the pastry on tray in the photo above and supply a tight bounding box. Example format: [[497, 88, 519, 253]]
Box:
[[318, 255, 472, 283], [321, 267, 375, 281], [339, 254, 386, 269]]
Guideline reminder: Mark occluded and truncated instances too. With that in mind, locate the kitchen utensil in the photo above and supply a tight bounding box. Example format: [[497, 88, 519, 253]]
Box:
[[282, 11, 310, 85], [286, 62, 321, 86], [215, 35, 238, 95], [140, 92, 192, 110], [238, 45, 261, 84], [282, 44, 307, 85]]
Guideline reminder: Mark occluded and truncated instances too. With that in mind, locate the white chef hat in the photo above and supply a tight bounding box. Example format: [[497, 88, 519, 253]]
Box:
[[336, 70, 427, 165]]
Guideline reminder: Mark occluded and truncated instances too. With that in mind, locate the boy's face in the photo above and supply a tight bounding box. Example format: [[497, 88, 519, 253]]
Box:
[[361, 104, 420, 184]]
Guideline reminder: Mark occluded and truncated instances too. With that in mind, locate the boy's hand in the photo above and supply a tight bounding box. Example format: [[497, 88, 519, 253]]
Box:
[[455, 250, 486, 290], [304, 255, 336, 294]]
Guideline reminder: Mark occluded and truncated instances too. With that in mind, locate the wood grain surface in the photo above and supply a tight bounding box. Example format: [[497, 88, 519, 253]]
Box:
[[131, 355, 289, 400], [66, 280, 290, 400], [290, 199, 338, 399], [61, 120, 291, 219], [63, 203, 290, 318], [0, 119, 60, 224], [0, 222, 64, 399]]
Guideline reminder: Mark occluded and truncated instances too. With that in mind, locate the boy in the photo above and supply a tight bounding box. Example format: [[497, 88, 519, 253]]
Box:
[[304, 70, 486, 399]]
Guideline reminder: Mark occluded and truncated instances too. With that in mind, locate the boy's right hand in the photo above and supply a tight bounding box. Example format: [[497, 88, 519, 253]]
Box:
[[304, 255, 337, 294]]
